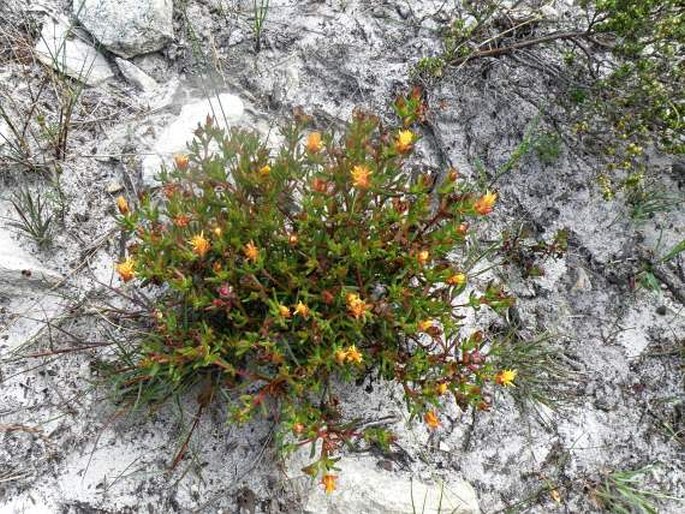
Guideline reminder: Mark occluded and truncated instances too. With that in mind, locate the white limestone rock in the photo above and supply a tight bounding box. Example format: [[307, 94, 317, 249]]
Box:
[[73, 0, 173, 58], [141, 93, 244, 186], [34, 17, 114, 86], [0, 217, 65, 351], [115, 57, 159, 92], [0, 227, 63, 293]]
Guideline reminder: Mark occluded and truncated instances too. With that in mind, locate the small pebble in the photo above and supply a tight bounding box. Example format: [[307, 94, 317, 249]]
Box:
[[106, 181, 124, 194]]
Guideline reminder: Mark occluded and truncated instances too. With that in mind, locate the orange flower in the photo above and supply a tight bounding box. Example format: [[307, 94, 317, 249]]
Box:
[[474, 191, 497, 215], [321, 474, 337, 494], [288, 233, 299, 245], [311, 177, 330, 193], [345, 344, 363, 364], [189, 232, 211, 258], [116, 196, 129, 215], [418, 319, 434, 333], [346, 292, 371, 320], [346, 292, 359, 303], [163, 183, 178, 199], [424, 410, 440, 430], [243, 240, 260, 262], [173, 214, 191, 227], [294, 301, 310, 318], [306, 132, 322, 153], [351, 165, 372, 189], [278, 304, 291, 318], [495, 369, 517, 387], [417, 250, 430, 266], [115, 257, 135, 282], [456, 223, 469, 236], [395, 129, 414, 153], [446, 273, 466, 286], [259, 164, 271, 177], [174, 153, 190, 170], [335, 349, 348, 365]]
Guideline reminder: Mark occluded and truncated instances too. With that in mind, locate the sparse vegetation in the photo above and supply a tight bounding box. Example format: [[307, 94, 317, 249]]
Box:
[[590, 466, 675, 514], [492, 332, 574, 416], [252, 0, 269, 53], [500, 225, 568, 279], [413, 0, 684, 203], [532, 131, 562, 166], [0, 17, 90, 174], [7, 187, 54, 249]]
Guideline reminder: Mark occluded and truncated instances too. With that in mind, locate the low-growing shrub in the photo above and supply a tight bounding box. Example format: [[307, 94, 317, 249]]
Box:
[[113, 98, 516, 492]]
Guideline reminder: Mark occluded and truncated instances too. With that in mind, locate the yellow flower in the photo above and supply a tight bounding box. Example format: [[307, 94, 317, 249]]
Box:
[[335, 349, 348, 365], [174, 153, 190, 170], [116, 195, 129, 215], [351, 165, 372, 189], [322, 474, 337, 494], [474, 190, 497, 215], [189, 232, 211, 258], [213, 226, 222, 237], [417, 250, 430, 266], [424, 410, 440, 430], [278, 304, 291, 318], [115, 257, 135, 282], [345, 345, 363, 364], [550, 488, 562, 504], [435, 382, 448, 396], [243, 240, 260, 262], [288, 233, 299, 245], [495, 369, 518, 387], [418, 319, 434, 333], [346, 292, 371, 320], [395, 129, 414, 153], [446, 273, 466, 286], [294, 301, 310, 318], [306, 132, 322, 153], [259, 164, 271, 177]]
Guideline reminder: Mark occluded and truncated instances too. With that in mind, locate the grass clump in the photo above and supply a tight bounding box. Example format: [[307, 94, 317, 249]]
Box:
[[590, 466, 678, 514], [8, 187, 54, 249], [111, 98, 517, 493]]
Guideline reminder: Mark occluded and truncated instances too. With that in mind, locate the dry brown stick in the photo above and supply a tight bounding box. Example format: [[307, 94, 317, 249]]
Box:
[[450, 30, 592, 67]]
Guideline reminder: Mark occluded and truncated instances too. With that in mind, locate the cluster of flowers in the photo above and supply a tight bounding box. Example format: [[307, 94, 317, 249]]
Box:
[[113, 101, 516, 494]]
